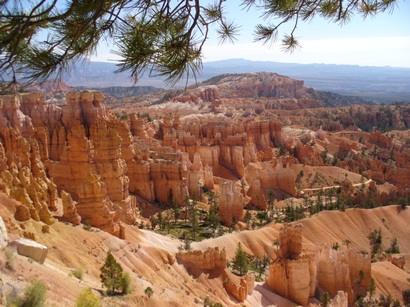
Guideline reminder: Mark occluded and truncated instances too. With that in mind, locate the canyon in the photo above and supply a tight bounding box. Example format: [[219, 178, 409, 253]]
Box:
[[0, 72, 409, 306]]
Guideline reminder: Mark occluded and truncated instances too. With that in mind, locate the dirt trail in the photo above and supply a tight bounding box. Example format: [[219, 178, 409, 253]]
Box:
[[300, 179, 373, 194]]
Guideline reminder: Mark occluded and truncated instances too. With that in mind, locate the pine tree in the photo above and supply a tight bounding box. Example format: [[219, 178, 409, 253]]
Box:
[[190, 207, 199, 241], [184, 197, 191, 223], [244, 210, 252, 224], [267, 190, 274, 213], [368, 229, 383, 261], [171, 199, 180, 224], [369, 278, 376, 299], [207, 201, 220, 230], [232, 243, 249, 276], [100, 252, 124, 295], [157, 212, 165, 231], [255, 255, 270, 281], [385, 238, 400, 254], [182, 232, 191, 250]]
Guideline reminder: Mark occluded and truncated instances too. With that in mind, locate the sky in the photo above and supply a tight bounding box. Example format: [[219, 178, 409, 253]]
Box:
[[27, 0, 408, 68], [93, 0, 410, 67]]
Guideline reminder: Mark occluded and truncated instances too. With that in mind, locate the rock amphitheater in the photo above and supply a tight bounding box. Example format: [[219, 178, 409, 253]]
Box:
[[0, 73, 409, 306]]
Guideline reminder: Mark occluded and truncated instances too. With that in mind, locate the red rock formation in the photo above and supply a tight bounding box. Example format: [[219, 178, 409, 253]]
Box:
[[266, 224, 316, 306], [222, 269, 255, 302], [267, 254, 317, 306], [218, 180, 248, 226], [60, 191, 81, 225], [0, 92, 142, 235], [388, 254, 405, 269], [245, 161, 297, 208], [278, 223, 303, 259], [176, 246, 254, 302], [129, 113, 148, 138], [161, 115, 282, 175], [0, 94, 57, 225], [187, 152, 214, 200], [295, 142, 324, 166], [368, 131, 392, 148], [266, 224, 370, 305], [186, 73, 317, 100], [317, 246, 371, 304], [47, 92, 140, 235], [329, 291, 349, 307], [176, 247, 226, 277]]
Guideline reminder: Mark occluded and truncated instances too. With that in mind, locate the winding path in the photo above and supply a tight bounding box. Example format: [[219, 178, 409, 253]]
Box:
[[300, 179, 373, 195]]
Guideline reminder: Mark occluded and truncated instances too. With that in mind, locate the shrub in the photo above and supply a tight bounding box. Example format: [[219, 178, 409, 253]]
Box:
[[183, 233, 191, 251], [76, 288, 101, 307], [8, 280, 47, 307], [4, 247, 15, 271], [332, 242, 340, 250], [385, 238, 400, 254], [203, 296, 223, 307], [403, 289, 410, 306], [71, 268, 84, 280], [343, 239, 352, 247], [82, 221, 92, 231], [378, 294, 400, 307], [368, 229, 382, 260], [320, 291, 330, 307], [115, 112, 128, 121], [144, 287, 153, 298], [120, 272, 132, 295]]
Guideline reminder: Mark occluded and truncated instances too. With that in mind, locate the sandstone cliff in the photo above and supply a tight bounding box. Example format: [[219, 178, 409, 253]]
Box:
[[266, 224, 371, 306]]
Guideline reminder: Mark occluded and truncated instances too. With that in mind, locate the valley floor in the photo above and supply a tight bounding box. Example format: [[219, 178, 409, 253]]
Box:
[[1, 199, 409, 306]]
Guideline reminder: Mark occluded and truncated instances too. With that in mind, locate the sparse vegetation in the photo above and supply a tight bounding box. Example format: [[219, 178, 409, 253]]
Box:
[[4, 247, 15, 271], [385, 238, 400, 254], [283, 204, 305, 222], [251, 255, 270, 282], [231, 243, 249, 276], [403, 289, 410, 306], [332, 242, 340, 250], [369, 278, 376, 299], [76, 288, 101, 307], [82, 221, 93, 231], [153, 197, 230, 242], [203, 296, 223, 307], [144, 287, 153, 298], [357, 279, 404, 306], [100, 251, 128, 296], [368, 229, 383, 261], [320, 291, 330, 307], [7, 280, 47, 307], [115, 112, 128, 121], [183, 234, 191, 251], [71, 268, 84, 281], [377, 294, 401, 307], [120, 272, 132, 295]]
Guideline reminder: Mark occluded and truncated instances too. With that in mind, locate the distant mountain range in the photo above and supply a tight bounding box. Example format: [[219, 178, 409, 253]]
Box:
[[74, 85, 161, 98], [61, 59, 410, 103]]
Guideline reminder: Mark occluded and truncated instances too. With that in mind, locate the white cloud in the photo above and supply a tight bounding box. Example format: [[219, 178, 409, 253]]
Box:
[[202, 36, 410, 67]]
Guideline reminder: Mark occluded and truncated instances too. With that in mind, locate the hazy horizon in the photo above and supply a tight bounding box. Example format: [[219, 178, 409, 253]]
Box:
[[90, 0, 410, 68], [88, 57, 410, 70]]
